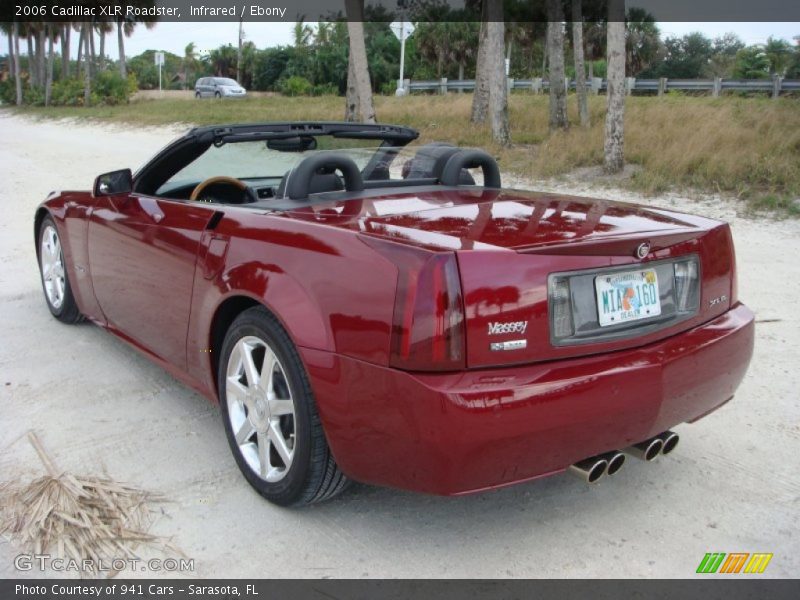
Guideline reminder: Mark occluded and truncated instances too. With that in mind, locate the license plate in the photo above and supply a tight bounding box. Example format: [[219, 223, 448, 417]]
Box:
[[595, 268, 661, 327]]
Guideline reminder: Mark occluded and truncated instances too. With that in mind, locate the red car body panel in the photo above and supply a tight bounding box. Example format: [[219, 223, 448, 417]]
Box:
[[37, 186, 754, 495]]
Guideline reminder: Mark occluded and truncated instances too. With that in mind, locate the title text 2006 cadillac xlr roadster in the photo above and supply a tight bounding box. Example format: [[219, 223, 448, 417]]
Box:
[[35, 122, 754, 506]]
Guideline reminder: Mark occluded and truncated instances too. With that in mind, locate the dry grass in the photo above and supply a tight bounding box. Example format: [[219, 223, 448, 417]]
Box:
[[0, 432, 175, 578], [7, 92, 800, 214]]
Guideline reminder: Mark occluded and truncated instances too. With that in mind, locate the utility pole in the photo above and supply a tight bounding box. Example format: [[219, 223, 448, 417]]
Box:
[[237, 19, 243, 82]]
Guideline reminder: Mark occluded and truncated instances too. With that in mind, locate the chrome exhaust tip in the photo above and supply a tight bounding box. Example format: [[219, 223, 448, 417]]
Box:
[[568, 457, 609, 484], [602, 451, 626, 476], [624, 438, 664, 461], [657, 431, 680, 455]]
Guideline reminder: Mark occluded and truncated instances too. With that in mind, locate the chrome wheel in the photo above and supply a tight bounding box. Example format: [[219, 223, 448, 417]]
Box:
[[225, 336, 296, 483], [40, 224, 65, 310]]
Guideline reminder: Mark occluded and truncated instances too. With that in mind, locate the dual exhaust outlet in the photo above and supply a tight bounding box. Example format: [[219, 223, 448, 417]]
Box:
[[568, 431, 680, 484]]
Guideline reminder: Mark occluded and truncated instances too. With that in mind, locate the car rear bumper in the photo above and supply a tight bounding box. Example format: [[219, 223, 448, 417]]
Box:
[[302, 303, 754, 495]]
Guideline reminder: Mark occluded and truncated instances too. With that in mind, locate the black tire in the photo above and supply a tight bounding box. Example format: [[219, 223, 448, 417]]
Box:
[[218, 306, 349, 506], [37, 215, 83, 324], [214, 91, 221, 98]]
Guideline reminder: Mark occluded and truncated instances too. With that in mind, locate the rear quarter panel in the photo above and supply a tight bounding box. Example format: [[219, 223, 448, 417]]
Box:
[[186, 210, 400, 397]]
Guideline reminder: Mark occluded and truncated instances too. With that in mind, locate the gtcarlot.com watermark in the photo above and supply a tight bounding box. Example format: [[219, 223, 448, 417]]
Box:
[[15, 553, 194, 574]]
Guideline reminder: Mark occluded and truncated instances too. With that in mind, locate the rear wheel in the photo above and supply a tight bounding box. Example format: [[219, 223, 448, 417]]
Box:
[[38, 216, 82, 324], [218, 306, 349, 506]]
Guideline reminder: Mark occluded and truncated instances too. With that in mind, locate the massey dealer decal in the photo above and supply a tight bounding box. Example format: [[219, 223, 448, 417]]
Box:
[[487, 321, 528, 336]]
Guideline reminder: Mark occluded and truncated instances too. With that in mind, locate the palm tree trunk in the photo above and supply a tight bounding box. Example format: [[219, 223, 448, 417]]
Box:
[[345, 0, 376, 124], [37, 27, 46, 87], [98, 28, 105, 70], [345, 53, 358, 122], [13, 23, 23, 105], [77, 26, 84, 76], [486, 0, 509, 146], [546, 0, 568, 130], [117, 22, 126, 78], [604, 0, 626, 173], [61, 25, 70, 79], [7, 26, 15, 79], [572, 0, 589, 127], [83, 23, 92, 106], [45, 27, 55, 106], [88, 26, 96, 77], [26, 35, 35, 85], [470, 3, 490, 124]]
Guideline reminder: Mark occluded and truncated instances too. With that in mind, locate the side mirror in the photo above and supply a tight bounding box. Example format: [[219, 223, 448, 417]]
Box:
[[94, 169, 133, 196]]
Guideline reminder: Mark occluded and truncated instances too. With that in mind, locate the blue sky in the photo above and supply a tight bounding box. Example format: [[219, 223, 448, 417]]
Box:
[[2, 22, 797, 62]]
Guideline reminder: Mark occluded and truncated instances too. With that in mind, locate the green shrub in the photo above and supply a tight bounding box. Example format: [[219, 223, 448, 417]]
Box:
[[0, 79, 15, 104], [23, 85, 44, 106], [280, 75, 312, 97], [92, 71, 135, 105], [380, 81, 398, 96], [311, 82, 339, 96], [50, 78, 85, 106]]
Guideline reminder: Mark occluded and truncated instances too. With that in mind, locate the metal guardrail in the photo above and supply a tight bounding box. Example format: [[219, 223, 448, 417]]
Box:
[[404, 77, 800, 97]]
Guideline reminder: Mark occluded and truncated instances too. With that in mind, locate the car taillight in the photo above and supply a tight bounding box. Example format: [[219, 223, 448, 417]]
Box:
[[549, 276, 574, 340], [390, 252, 466, 371], [673, 258, 700, 313]]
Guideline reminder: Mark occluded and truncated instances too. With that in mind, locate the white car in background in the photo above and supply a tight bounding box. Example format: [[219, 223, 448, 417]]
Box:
[[195, 77, 247, 98]]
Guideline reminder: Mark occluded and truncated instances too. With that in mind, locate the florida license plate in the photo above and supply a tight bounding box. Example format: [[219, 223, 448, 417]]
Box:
[[595, 268, 661, 327]]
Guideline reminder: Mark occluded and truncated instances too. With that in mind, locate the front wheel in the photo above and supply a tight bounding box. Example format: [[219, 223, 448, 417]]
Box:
[[38, 216, 82, 324], [218, 306, 349, 506]]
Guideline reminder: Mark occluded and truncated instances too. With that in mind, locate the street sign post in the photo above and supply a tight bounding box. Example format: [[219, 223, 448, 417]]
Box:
[[390, 21, 415, 96], [154, 51, 165, 92]]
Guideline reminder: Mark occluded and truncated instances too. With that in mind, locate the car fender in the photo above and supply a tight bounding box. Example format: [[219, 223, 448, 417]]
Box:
[[186, 258, 331, 398], [35, 192, 104, 323]]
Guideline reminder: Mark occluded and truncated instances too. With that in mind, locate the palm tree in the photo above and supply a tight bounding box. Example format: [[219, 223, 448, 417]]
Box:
[[182, 42, 198, 89], [345, 0, 376, 124], [116, 6, 157, 79], [546, 0, 568, 131], [95, 20, 114, 71], [45, 24, 59, 106], [486, 0, 509, 145], [449, 22, 479, 84], [471, 0, 490, 124], [572, 0, 590, 127], [82, 22, 92, 106], [625, 8, 661, 75], [604, 0, 626, 174], [293, 19, 313, 48], [117, 20, 132, 78], [60, 23, 71, 79]]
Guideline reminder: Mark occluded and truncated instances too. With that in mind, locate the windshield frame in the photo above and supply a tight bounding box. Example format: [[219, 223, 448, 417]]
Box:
[[133, 122, 419, 196]]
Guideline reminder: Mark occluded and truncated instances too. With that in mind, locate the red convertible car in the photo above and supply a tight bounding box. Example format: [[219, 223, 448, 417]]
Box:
[[35, 122, 754, 506]]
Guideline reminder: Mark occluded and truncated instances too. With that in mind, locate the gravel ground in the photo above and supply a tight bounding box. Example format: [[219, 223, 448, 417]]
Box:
[[1, 113, 798, 579]]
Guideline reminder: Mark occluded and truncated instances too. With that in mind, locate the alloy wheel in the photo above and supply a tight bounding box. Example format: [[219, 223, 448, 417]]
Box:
[[40, 225, 66, 310], [225, 336, 296, 482]]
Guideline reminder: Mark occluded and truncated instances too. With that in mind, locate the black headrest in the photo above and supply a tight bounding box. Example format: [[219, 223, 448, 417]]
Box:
[[276, 170, 345, 199], [405, 143, 475, 185]]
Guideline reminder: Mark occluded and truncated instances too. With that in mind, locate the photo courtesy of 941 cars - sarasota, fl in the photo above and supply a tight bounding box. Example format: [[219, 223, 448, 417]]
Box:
[[35, 121, 754, 506]]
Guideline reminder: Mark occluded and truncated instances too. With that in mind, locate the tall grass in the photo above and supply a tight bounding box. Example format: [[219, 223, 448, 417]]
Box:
[[9, 93, 800, 213]]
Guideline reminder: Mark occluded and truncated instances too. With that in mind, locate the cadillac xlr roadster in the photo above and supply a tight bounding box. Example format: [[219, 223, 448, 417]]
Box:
[[35, 122, 754, 505]]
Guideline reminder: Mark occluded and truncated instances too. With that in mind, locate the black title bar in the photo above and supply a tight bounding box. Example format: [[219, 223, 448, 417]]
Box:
[[4, 0, 800, 23]]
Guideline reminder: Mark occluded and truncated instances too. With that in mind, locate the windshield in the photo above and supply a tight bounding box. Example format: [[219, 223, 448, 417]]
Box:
[[215, 78, 239, 86]]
